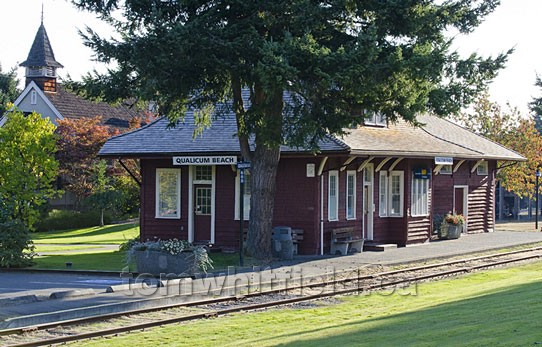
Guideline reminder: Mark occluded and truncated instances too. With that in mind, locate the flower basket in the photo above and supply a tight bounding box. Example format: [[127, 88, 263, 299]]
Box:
[[124, 238, 213, 276], [134, 250, 198, 276], [437, 213, 464, 240]]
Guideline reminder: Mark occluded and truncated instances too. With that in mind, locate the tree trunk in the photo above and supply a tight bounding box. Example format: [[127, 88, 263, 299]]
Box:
[[100, 208, 104, 227], [244, 86, 283, 261], [245, 145, 280, 260]]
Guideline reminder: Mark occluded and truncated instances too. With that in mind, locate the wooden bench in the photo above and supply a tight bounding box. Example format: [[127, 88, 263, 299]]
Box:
[[291, 229, 304, 255], [330, 227, 364, 255]]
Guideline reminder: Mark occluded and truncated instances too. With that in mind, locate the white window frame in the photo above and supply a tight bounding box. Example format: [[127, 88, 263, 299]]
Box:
[[364, 111, 387, 126], [379, 171, 388, 217], [477, 161, 488, 175], [30, 90, 37, 105], [346, 171, 356, 220], [440, 165, 452, 175], [411, 177, 430, 216], [328, 170, 339, 221], [234, 170, 251, 220], [388, 171, 404, 217], [155, 168, 181, 219]]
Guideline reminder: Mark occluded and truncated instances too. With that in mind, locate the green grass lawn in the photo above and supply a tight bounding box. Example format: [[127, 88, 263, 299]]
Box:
[[32, 223, 139, 245], [72, 262, 542, 347], [29, 223, 249, 271], [32, 251, 129, 271]]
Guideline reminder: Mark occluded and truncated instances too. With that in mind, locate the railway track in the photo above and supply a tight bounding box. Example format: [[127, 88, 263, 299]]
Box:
[[2, 246, 542, 347]]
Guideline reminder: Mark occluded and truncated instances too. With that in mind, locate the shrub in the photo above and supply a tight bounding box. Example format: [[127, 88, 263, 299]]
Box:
[[0, 219, 35, 268], [35, 209, 112, 232]]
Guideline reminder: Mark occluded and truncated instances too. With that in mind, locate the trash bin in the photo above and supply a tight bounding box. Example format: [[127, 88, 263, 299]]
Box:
[[272, 226, 294, 260]]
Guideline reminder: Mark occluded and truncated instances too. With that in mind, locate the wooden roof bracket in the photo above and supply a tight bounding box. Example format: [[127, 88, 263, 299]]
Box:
[[375, 157, 393, 172], [357, 156, 375, 172], [318, 156, 328, 176], [388, 158, 403, 172], [118, 158, 141, 186], [340, 156, 356, 172], [453, 160, 465, 173], [471, 159, 484, 173]]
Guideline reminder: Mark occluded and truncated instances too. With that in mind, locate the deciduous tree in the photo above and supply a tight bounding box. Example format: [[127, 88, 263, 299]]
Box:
[[454, 94, 542, 199], [72, 0, 509, 259], [0, 111, 59, 229], [55, 116, 118, 205]]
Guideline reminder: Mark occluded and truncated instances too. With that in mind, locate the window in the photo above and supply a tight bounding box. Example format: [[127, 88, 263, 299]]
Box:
[[389, 171, 404, 217], [346, 171, 356, 220], [364, 110, 386, 126], [30, 91, 37, 105], [195, 187, 212, 215], [440, 165, 452, 175], [234, 170, 251, 220], [380, 171, 404, 218], [477, 161, 488, 175], [328, 171, 339, 221], [156, 168, 181, 218], [411, 177, 429, 216], [379, 171, 388, 217], [194, 166, 212, 182]]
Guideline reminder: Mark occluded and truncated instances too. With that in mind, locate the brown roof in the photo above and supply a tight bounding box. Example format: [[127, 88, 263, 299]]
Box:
[[45, 85, 144, 128], [341, 114, 525, 161]]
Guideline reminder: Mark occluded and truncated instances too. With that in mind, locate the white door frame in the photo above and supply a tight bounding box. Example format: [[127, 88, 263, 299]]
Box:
[[188, 165, 216, 243], [453, 185, 469, 232], [363, 164, 374, 240]]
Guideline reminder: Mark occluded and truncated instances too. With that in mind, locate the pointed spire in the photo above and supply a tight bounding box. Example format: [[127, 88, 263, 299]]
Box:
[[20, 20, 63, 68]]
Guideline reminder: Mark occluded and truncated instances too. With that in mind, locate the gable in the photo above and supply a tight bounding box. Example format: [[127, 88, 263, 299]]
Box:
[[0, 81, 63, 127]]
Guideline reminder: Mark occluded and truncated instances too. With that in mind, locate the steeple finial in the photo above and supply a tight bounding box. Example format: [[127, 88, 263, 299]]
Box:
[[41, 2, 44, 24]]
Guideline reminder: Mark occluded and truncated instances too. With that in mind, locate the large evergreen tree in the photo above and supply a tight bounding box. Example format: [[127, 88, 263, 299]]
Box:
[[0, 64, 19, 114], [72, 0, 509, 259]]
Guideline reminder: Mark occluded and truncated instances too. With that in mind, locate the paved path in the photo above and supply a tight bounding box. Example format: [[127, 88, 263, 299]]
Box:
[[35, 244, 119, 255]]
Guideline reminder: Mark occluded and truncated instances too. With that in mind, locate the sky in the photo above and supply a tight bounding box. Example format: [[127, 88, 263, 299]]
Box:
[[0, 0, 540, 115]]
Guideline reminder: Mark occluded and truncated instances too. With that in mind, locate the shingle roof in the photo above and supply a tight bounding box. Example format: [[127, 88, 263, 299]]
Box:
[[46, 85, 143, 128], [99, 112, 348, 157], [20, 23, 63, 68], [99, 99, 524, 161], [340, 114, 525, 161]]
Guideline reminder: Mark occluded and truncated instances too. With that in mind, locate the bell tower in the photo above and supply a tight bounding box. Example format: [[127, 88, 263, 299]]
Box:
[[19, 8, 63, 92]]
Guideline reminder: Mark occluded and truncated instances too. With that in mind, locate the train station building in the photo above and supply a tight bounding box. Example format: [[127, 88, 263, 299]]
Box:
[[99, 109, 524, 255]]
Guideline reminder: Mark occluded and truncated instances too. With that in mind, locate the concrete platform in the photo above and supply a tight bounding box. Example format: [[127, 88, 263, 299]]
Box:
[[1, 227, 542, 330]]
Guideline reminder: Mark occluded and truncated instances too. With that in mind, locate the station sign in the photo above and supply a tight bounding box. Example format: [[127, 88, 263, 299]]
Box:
[[434, 157, 453, 165], [414, 168, 431, 179], [237, 162, 251, 170], [173, 156, 237, 165]]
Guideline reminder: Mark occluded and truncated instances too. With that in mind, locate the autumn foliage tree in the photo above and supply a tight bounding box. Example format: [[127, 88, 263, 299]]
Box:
[[55, 116, 118, 206], [454, 94, 542, 199]]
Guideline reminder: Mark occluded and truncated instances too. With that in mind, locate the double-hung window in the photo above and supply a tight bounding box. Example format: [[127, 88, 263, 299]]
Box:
[[328, 171, 339, 221], [411, 177, 429, 216], [156, 168, 181, 219], [379, 170, 404, 217], [379, 171, 388, 217], [346, 171, 356, 220]]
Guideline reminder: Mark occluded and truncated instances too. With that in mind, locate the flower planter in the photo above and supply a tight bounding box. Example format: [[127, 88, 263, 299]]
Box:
[[134, 250, 197, 276], [438, 223, 462, 240]]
